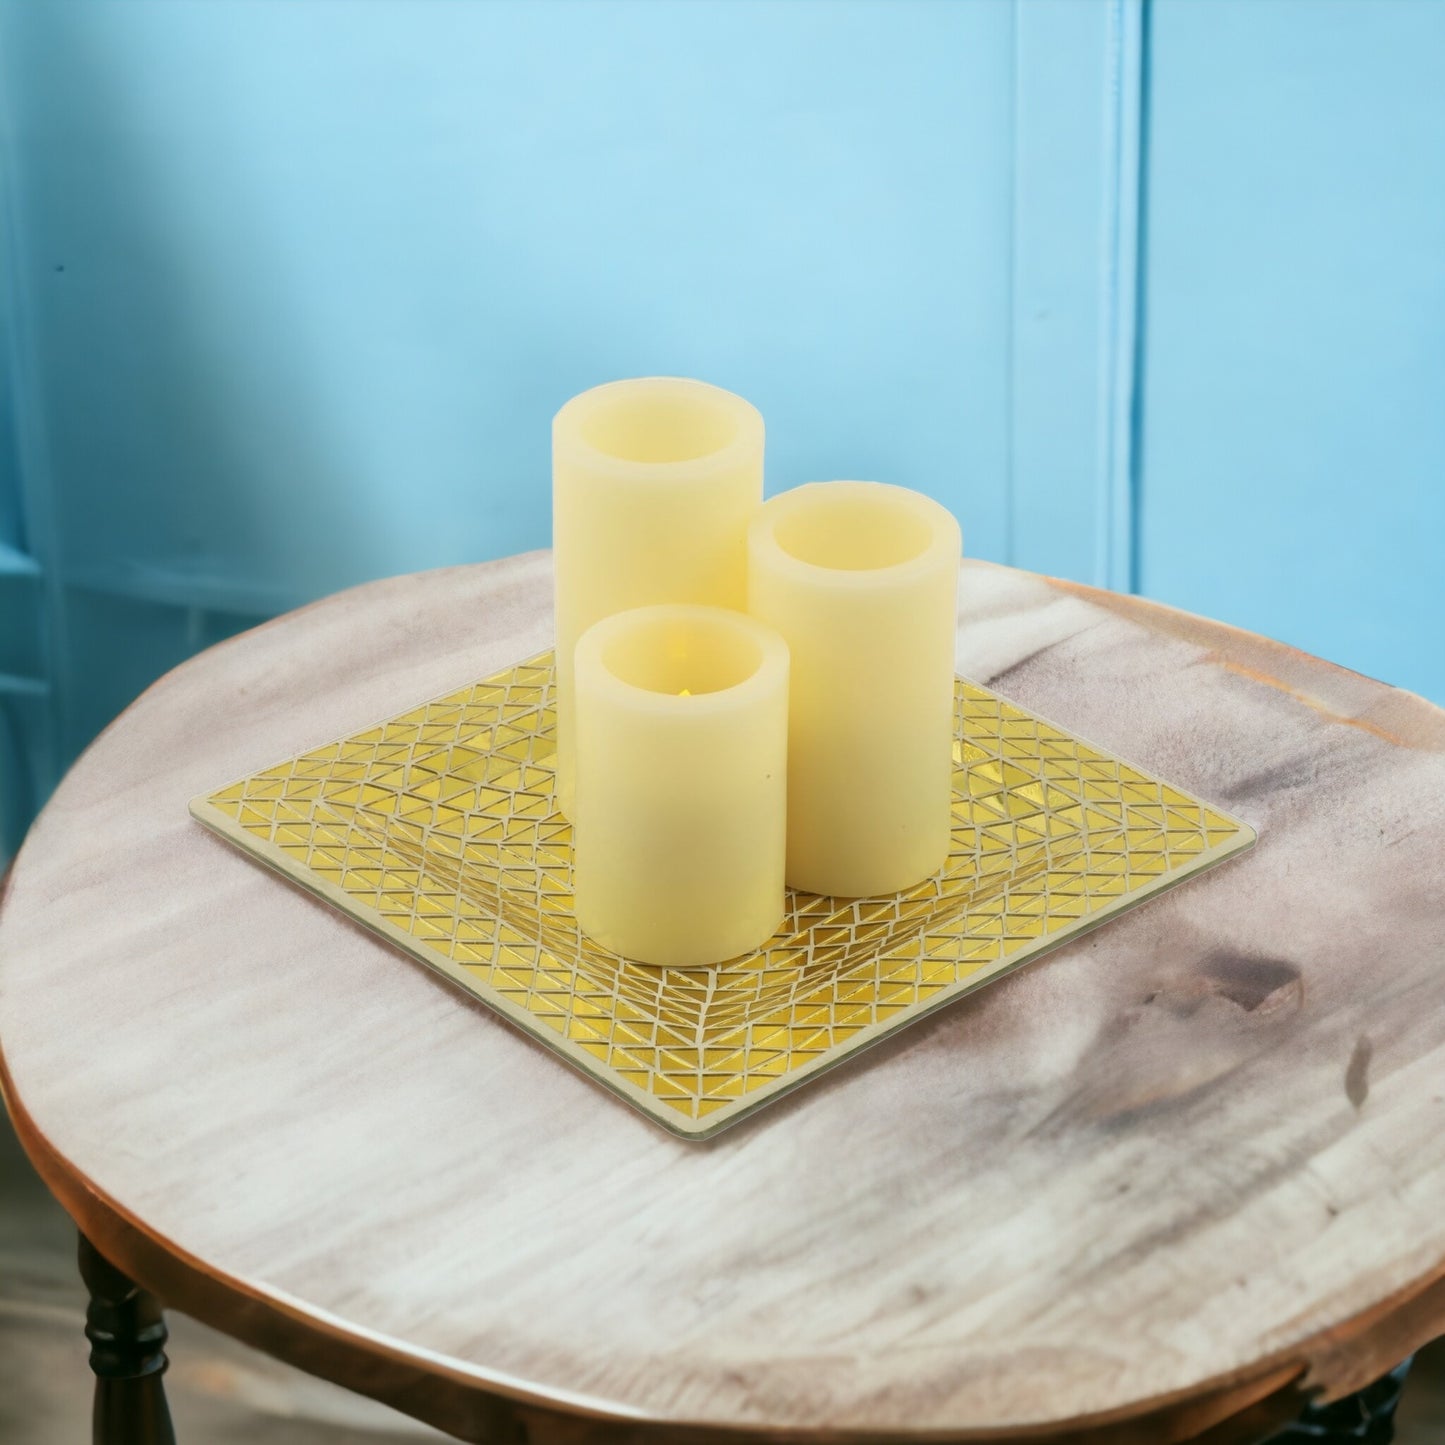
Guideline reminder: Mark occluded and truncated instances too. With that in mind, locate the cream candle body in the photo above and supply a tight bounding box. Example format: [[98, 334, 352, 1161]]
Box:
[[572, 605, 788, 968], [552, 378, 764, 817], [748, 481, 961, 897]]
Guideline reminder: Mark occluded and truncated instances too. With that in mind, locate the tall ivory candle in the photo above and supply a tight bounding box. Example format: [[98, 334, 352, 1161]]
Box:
[[552, 377, 764, 817], [572, 604, 788, 968], [747, 481, 961, 897]]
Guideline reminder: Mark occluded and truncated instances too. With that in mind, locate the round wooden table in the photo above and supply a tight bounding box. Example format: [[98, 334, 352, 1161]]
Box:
[[3, 555, 1444, 1445]]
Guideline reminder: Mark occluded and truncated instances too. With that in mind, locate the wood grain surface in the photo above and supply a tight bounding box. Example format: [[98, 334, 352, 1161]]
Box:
[[2, 555, 1444, 1443]]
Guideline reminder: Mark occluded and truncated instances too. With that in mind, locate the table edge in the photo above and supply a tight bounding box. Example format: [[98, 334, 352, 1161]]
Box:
[[0, 1024, 1319, 1445], [5, 880, 1445, 1443]]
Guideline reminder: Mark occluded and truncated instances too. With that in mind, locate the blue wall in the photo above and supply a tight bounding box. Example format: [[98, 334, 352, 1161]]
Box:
[[2, 0, 1442, 857], [1141, 0, 1445, 699]]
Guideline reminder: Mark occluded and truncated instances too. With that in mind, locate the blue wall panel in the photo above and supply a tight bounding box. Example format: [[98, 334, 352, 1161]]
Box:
[[2, 0, 1016, 596], [1141, 0, 1445, 702]]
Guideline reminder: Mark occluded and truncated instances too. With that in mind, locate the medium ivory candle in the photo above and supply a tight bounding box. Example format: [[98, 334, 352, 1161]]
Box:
[[747, 481, 961, 897], [572, 604, 788, 968], [552, 377, 764, 817]]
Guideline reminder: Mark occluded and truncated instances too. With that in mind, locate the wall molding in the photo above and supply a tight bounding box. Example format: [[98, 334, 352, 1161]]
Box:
[[1008, 0, 1146, 592], [0, 79, 63, 836], [1096, 0, 1145, 593]]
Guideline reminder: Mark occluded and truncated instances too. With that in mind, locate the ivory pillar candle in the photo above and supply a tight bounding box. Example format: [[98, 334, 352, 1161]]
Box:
[[552, 377, 764, 817], [747, 481, 961, 897], [572, 605, 788, 968]]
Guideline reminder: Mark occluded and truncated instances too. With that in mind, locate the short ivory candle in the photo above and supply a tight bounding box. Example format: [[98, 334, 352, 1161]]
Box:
[[552, 377, 764, 818], [572, 604, 788, 968], [748, 481, 962, 897]]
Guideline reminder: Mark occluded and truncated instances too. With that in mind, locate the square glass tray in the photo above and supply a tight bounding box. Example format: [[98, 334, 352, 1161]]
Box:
[[190, 650, 1254, 1139]]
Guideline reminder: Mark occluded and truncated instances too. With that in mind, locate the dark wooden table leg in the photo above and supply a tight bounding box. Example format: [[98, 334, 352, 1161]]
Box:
[[1265, 1358, 1412, 1443], [78, 1232, 177, 1445]]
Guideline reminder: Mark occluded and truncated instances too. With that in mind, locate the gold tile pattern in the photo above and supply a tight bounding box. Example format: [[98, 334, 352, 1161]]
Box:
[[190, 652, 1254, 1138]]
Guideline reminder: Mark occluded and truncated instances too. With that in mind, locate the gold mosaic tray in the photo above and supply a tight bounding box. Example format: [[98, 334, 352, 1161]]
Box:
[[190, 651, 1254, 1139]]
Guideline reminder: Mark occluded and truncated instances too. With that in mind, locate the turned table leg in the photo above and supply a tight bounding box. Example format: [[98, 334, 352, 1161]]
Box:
[[1267, 1357, 1412, 1443], [78, 1233, 177, 1445]]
